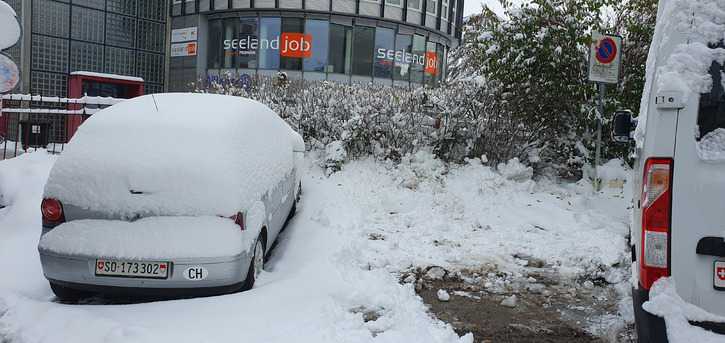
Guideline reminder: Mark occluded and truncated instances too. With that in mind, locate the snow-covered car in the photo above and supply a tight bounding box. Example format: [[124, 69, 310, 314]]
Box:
[[37, 93, 304, 300], [611, 0, 725, 341]]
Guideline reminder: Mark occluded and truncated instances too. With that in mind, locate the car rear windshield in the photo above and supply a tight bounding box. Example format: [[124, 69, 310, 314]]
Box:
[[698, 42, 725, 141]]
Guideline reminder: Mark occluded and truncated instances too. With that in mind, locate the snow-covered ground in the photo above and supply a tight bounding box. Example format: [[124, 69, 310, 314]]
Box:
[[0, 150, 634, 342]]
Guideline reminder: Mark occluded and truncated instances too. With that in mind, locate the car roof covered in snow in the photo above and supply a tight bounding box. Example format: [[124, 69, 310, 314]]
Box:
[[44, 93, 304, 218]]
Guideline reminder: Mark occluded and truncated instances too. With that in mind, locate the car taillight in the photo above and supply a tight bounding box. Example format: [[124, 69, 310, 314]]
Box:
[[41, 198, 65, 225], [640, 158, 673, 290], [230, 212, 245, 231]]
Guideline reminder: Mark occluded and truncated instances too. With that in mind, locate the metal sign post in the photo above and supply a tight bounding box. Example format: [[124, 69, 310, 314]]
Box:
[[588, 32, 623, 191]]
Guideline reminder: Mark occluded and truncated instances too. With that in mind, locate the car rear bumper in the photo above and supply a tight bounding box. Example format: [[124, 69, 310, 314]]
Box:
[[39, 249, 252, 294], [633, 286, 725, 342]]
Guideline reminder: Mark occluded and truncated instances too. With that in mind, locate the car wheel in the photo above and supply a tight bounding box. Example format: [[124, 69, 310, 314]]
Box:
[[241, 236, 265, 291], [50, 282, 92, 302]]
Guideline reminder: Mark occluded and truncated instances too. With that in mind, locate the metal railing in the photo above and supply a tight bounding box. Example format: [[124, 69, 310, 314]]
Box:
[[0, 94, 124, 161]]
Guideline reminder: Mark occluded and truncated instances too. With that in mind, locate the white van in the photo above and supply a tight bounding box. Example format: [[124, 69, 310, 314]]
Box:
[[612, 0, 725, 341]]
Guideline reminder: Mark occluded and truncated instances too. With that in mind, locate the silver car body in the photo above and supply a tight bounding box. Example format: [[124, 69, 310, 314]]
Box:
[[38, 94, 304, 296]]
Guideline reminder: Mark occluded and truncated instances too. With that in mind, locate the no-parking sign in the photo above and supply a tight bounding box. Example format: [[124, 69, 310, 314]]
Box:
[[588, 32, 622, 84]]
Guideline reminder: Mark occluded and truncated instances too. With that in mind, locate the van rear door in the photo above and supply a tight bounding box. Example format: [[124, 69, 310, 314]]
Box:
[[671, 54, 725, 316]]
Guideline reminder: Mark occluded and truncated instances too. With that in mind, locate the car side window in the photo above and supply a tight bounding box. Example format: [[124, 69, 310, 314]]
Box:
[[697, 42, 725, 141]]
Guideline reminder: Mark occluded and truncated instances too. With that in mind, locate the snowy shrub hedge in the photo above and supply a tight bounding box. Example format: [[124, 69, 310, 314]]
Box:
[[194, 75, 552, 169], [195, 72, 631, 177]]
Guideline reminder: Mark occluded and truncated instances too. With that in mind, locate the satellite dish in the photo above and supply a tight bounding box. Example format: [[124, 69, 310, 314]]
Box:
[[0, 53, 19, 93], [0, 1, 20, 50]]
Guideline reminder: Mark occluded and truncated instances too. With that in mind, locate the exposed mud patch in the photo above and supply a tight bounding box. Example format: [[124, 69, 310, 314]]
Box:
[[404, 268, 636, 343]]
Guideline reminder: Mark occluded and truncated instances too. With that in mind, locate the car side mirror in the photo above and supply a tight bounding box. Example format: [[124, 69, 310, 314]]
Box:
[[612, 110, 635, 143]]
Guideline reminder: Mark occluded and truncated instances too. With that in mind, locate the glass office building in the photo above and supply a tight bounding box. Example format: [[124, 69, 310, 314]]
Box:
[[168, 0, 464, 90], [6, 0, 168, 97]]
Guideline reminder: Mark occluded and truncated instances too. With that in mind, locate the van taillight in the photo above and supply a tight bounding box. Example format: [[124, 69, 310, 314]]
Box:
[[41, 198, 65, 226], [640, 158, 673, 290]]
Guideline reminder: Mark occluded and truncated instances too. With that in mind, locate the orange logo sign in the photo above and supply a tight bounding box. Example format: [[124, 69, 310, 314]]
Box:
[[425, 51, 438, 76], [280, 33, 312, 58]]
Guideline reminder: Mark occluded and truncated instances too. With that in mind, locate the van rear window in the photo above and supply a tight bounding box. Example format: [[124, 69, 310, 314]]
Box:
[[696, 42, 725, 161], [697, 57, 725, 141]]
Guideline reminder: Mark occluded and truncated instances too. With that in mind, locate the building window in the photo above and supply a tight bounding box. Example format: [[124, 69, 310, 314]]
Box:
[[424, 40, 437, 86], [373, 27, 394, 79], [139, 0, 167, 21], [328, 23, 352, 74], [137, 51, 164, 83], [436, 42, 445, 83], [172, 0, 182, 16], [71, 6, 105, 44], [442, 0, 449, 19], [238, 17, 259, 69], [386, 0, 402, 6], [31, 71, 67, 97], [185, 0, 196, 14], [107, 0, 137, 16], [32, 35, 69, 73], [106, 14, 137, 48], [105, 46, 136, 76], [280, 17, 304, 71], [259, 17, 281, 70], [70, 41, 104, 73], [214, 0, 228, 10], [73, 0, 105, 10], [410, 34, 425, 83], [208, 19, 223, 70], [394, 34, 412, 81], [138, 20, 166, 52], [303, 19, 329, 72], [32, 0, 70, 38], [426, 0, 437, 14], [408, 0, 421, 11], [223, 18, 239, 69], [199, 0, 211, 12], [352, 26, 374, 77]]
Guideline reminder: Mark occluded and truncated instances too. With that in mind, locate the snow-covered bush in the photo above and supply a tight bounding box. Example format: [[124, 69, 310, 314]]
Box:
[[195, 75, 553, 172]]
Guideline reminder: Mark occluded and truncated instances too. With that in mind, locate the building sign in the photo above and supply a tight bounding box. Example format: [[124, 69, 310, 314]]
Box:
[[376, 48, 426, 68], [224, 33, 312, 58], [588, 32, 622, 84], [171, 42, 198, 57], [171, 27, 198, 43], [425, 52, 438, 76]]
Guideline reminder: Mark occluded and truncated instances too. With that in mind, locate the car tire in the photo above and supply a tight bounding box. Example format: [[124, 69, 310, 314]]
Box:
[[240, 235, 265, 291], [50, 282, 92, 302]]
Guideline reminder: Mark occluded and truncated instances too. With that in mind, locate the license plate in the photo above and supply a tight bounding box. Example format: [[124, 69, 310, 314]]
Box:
[[95, 259, 170, 279], [714, 261, 725, 290]]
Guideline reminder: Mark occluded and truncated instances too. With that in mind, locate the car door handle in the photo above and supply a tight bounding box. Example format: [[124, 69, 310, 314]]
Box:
[[697, 237, 725, 257]]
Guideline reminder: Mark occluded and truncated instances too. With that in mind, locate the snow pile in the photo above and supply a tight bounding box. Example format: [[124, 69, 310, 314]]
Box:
[[697, 128, 725, 161], [332, 153, 629, 281], [497, 157, 533, 182], [643, 277, 725, 342], [44, 93, 303, 218], [0, 152, 57, 296], [597, 159, 629, 183], [0, 1, 19, 50], [635, 0, 725, 146], [38, 217, 250, 259]]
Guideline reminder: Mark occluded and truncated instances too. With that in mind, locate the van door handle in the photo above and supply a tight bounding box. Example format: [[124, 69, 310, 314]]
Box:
[[696, 237, 725, 257]]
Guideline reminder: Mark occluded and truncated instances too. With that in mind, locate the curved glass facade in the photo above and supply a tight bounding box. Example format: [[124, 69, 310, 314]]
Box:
[[168, 0, 463, 89]]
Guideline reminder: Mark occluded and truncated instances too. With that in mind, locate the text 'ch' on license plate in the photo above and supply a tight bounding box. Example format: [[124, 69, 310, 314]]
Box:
[[95, 259, 170, 279], [714, 261, 725, 290]]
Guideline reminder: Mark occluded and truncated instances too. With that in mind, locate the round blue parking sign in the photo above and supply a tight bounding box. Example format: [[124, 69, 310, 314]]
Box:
[[595, 37, 617, 64]]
